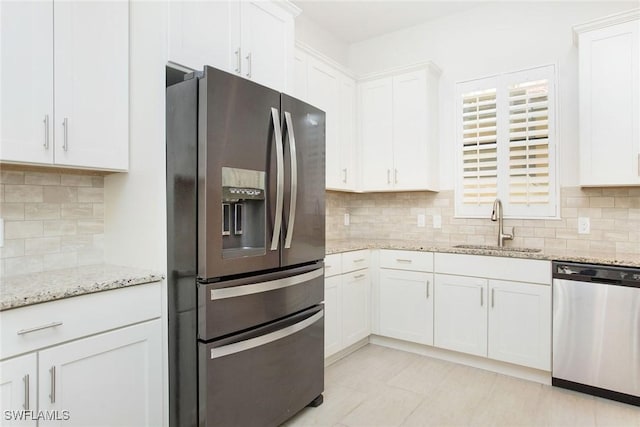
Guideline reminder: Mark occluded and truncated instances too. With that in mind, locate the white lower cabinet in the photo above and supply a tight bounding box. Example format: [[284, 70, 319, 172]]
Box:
[[379, 269, 433, 345], [488, 280, 551, 371], [324, 251, 370, 358], [0, 283, 163, 427], [0, 354, 37, 427], [434, 274, 488, 357]]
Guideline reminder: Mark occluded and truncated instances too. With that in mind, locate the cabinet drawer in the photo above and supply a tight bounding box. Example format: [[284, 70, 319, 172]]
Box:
[[380, 250, 433, 272], [341, 250, 370, 273], [0, 281, 161, 360], [324, 254, 342, 277]]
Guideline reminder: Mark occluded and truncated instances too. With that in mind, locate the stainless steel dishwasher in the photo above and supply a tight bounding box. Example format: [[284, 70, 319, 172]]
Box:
[[552, 261, 640, 406]]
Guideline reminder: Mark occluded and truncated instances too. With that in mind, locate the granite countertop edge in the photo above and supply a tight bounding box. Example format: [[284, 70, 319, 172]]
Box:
[[326, 240, 640, 268], [0, 264, 165, 312]]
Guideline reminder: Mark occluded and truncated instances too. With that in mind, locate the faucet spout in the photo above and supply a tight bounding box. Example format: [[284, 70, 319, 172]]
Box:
[[490, 198, 513, 247]]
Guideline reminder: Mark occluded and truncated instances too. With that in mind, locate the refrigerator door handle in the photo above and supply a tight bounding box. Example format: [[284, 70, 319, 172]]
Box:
[[210, 310, 323, 359], [283, 111, 297, 249], [270, 107, 284, 251]]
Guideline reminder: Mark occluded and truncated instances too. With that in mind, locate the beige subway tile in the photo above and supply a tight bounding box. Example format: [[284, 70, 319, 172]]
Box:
[[5, 185, 44, 203], [61, 203, 94, 219], [544, 220, 566, 228], [24, 172, 60, 186], [523, 237, 544, 248], [565, 218, 578, 230], [614, 197, 630, 208], [0, 239, 25, 259], [43, 252, 78, 271], [555, 229, 577, 240], [24, 203, 60, 220], [566, 239, 589, 251], [0, 171, 24, 184], [466, 234, 486, 245], [91, 176, 104, 188], [560, 187, 584, 197], [522, 220, 540, 227], [544, 238, 566, 249], [579, 229, 604, 240], [5, 221, 42, 239], [25, 237, 61, 255], [0, 203, 24, 220], [590, 197, 615, 208], [433, 198, 450, 207], [590, 218, 615, 230], [60, 235, 93, 252], [630, 197, 640, 209], [43, 220, 77, 236], [577, 208, 602, 219], [44, 187, 77, 203], [534, 228, 555, 238], [603, 231, 629, 242], [581, 188, 603, 196], [515, 227, 534, 237], [0, 184, 4, 202], [77, 187, 104, 203], [560, 208, 578, 218], [602, 188, 630, 197], [589, 240, 616, 252], [615, 241, 639, 254], [566, 197, 589, 208], [616, 219, 640, 231], [60, 174, 93, 187], [629, 188, 640, 196], [3, 255, 43, 276], [630, 209, 640, 220], [77, 219, 104, 234], [601, 208, 628, 219]]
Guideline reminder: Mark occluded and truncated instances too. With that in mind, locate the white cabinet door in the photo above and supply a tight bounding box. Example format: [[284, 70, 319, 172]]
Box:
[[53, 1, 128, 171], [168, 0, 239, 72], [341, 270, 370, 348], [240, 1, 293, 92], [434, 274, 488, 357], [579, 19, 640, 186], [324, 275, 342, 357], [488, 280, 551, 370], [292, 48, 308, 101], [0, 354, 37, 427], [38, 320, 162, 427], [0, 1, 53, 164], [359, 78, 394, 191], [379, 269, 433, 345], [306, 57, 340, 189], [338, 75, 357, 190], [392, 70, 430, 190]]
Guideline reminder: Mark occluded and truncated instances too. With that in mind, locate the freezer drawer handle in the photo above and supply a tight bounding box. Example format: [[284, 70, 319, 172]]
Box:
[[283, 111, 298, 249], [210, 310, 323, 359], [270, 107, 284, 251], [210, 268, 323, 300]]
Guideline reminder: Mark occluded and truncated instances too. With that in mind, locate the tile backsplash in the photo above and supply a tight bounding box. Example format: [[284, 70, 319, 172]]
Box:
[[327, 187, 640, 260], [0, 168, 105, 277]]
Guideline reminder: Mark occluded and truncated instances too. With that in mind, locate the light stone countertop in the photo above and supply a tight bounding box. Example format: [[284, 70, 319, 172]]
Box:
[[326, 239, 640, 268], [0, 264, 164, 311]]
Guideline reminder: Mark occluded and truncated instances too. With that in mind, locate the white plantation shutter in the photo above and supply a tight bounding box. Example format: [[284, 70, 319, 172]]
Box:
[[456, 65, 557, 218]]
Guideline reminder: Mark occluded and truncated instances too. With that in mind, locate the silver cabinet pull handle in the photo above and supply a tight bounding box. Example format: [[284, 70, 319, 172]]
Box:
[[43, 115, 50, 149], [480, 288, 484, 307], [49, 366, 56, 403], [342, 168, 347, 183], [246, 52, 252, 78], [396, 258, 412, 263], [395, 168, 398, 184], [491, 288, 495, 308], [235, 47, 241, 74], [637, 153, 639, 177], [353, 258, 365, 263], [17, 321, 63, 335], [23, 374, 29, 410], [270, 107, 284, 251], [283, 111, 297, 249], [426, 280, 430, 299], [387, 169, 391, 184], [353, 274, 365, 279], [62, 118, 69, 151]]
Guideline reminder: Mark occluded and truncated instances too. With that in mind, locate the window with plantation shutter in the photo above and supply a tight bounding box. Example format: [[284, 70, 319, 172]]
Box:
[[455, 65, 557, 218]]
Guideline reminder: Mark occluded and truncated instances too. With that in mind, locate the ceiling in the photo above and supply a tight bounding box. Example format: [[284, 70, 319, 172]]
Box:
[[293, 1, 483, 43]]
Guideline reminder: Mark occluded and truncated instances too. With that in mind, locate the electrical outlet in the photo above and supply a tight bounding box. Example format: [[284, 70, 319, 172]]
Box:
[[417, 214, 426, 228], [433, 214, 442, 229], [578, 217, 590, 234], [344, 213, 350, 226]]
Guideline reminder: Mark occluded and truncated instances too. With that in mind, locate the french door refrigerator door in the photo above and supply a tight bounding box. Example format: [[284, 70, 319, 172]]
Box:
[[280, 95, 326, 267], [198, 66, 282, 280]]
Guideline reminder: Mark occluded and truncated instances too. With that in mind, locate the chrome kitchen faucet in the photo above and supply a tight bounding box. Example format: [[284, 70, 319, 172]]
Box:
[[491, 198, 513, 247]]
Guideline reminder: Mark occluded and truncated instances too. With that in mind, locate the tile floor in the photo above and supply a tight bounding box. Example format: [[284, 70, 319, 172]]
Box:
[[285, 344, 640, 427]]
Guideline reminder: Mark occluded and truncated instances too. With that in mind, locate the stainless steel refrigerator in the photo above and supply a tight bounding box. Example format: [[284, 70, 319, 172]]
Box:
[[167, 66, 326, 426]]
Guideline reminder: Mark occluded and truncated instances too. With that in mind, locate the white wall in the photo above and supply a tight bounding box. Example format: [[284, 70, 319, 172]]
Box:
[[347, 1, 637, 190], [295, 14, 350, 67]]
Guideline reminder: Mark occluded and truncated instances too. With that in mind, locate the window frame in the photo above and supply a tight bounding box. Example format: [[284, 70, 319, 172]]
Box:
[[454, 64, 559, 219]]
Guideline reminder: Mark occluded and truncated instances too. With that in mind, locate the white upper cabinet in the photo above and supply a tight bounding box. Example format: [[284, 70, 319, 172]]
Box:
[[575, 11, 640, 186], [0, 1, 53, 165], [168, 0, 298, 93], [0, 0, 129, 171], [294, 45, 358, 191], [359, 64, 440, 192]]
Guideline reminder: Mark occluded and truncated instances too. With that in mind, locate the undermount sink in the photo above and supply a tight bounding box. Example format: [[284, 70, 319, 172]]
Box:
[[453, 244, 542, 253]]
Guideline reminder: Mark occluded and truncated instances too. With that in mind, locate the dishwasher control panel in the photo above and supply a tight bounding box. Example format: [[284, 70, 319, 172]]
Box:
[[553, 261, 640, 287]]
